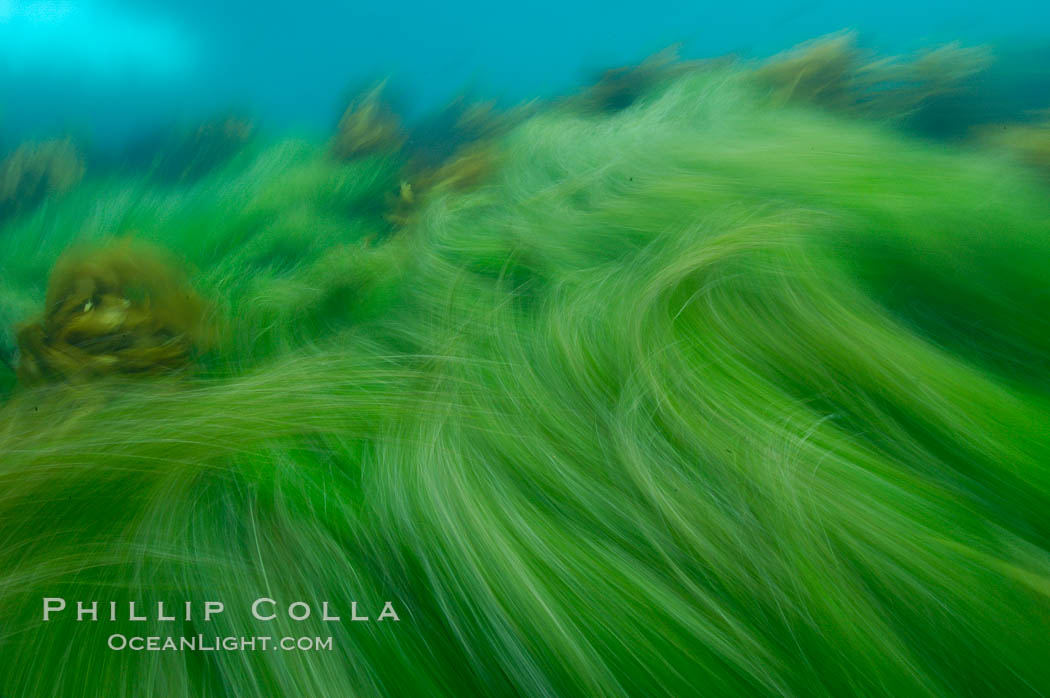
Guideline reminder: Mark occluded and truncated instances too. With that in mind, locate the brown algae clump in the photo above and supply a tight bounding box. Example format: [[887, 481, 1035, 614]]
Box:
[[753, 32, 990, 122], [387, 98, 518, 225], [330, 82, 405, 160], [978, 116, 1050, 175], [0, 138, 85, 221], [16, 239, 210, 386], [753, 32, 858, 110], [388, 143, 501, 225]]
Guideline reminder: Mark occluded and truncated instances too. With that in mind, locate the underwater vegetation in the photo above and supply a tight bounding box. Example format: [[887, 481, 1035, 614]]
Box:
[[0, 138, 84, 222], [978, 115, 1050, 174], [366, 95, 525, 225], [330, 82, 406, 160], [577, 46, 713, 113], [943, 42, 1050, 134], [14, 239, 209, 386], [400, 96, 523, 170], [126, 114, 257, 183], [753, 32, 990, 129], [387, 141, 502, 226], [2, 34, 1050, 698]]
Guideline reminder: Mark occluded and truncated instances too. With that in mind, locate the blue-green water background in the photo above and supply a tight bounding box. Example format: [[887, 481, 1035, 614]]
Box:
[[2, 0, 1049, 148]]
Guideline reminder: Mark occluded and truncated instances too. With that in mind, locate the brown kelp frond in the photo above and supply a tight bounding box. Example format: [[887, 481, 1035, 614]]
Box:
[[388, 143, 501, 226], [753, 32, 859, 110], [15, 239, 212, 386], [977, 118, 1050, 175], [423, 142, 499, 192], [852, 42, 991, 117], [453, 101, 509, 140], [0, 138, 85, 222], [753, 32, 990, 122], [388, 96, 518, 225], [330, 81, 405, 160], [908, 42, 990, 92]]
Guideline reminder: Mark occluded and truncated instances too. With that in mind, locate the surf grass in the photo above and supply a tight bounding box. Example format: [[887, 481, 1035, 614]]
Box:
[[1, 66, 1049, 696]]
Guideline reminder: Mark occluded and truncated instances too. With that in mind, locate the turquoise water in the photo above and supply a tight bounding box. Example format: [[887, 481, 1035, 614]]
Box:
[[3, 0, 1050, 146]]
